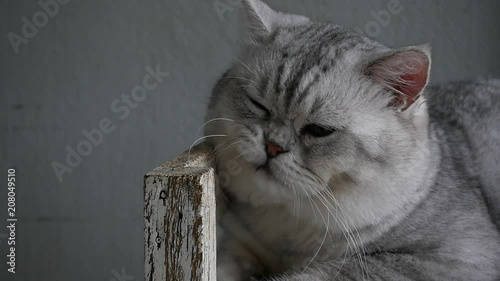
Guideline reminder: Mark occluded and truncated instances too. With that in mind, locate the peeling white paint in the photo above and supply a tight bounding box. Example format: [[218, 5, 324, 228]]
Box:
[[144, 144, 215, 281]]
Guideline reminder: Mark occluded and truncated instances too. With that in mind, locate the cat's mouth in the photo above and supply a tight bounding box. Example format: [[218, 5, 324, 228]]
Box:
[[255, 159, 278, 179], [255, 160, 270, 172], [255, 158, 269, 171]]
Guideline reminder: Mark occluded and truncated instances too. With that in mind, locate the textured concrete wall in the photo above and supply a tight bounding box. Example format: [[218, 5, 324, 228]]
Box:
[[1, 0, 499, 280]]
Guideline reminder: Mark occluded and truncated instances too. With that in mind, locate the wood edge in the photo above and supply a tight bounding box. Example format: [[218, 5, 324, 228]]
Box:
[[145, 143, 214, 177]]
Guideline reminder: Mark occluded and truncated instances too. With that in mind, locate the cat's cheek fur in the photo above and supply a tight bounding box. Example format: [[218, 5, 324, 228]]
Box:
[[216, 149, 284, 206]]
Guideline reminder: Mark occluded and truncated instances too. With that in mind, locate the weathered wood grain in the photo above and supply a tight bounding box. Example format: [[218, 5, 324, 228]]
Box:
[[144, 144, 216, 281]]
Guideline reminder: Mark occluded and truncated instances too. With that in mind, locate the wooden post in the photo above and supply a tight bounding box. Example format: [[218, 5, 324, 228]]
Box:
[[144, 144, 216, 281]]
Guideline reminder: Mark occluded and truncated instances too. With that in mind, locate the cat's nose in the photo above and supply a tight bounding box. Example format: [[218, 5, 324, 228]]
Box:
[[266, 141, 284, 158]]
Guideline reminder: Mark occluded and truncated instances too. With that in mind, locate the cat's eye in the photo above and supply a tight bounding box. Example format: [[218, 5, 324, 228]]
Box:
[[248, 97, 270, 116], [301, 124, 336, 138]]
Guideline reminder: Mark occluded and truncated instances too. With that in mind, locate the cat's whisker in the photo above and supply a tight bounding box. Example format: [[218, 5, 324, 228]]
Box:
[[221, 76, 256, 84], [212, 140, 244, 158], [195, 118, 238, 136], [211, 145, 235, 164], [211, 139, 237, 155], [209, 128, 245, 157], [211, 137, 237, 154], [303, 177, 364, 280], [187, 134, 227, 160], [212, 141, 239, 166], [232, 151, 249, 161], [298, 164, 367, 277], [298, 183, 325, 268], [233, 57, 254, 74], [228, 153, 245, 162], [324, 201, 353, 281], [318, 189, 367, 278], [315, 194, 365, 279], [222, 77, 266, 93], [302, 186, 319, 225], [302, 203, 330, 273], [294, 187, 302, 222], [294, 178, 346, 274], [227, 150, 251, 163], [311, 193, 356, 279], [322, 191, 369, 280]]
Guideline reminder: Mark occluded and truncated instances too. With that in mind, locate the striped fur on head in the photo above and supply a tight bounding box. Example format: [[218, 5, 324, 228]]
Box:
[[205, 0, 431, 208]]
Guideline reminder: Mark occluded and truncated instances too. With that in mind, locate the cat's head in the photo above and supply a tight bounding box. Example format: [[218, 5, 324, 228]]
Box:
[[205, 0, 431, 206]]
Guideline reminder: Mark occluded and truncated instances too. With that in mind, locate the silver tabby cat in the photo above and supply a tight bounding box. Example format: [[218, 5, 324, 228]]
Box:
[[204, 0, 500, 280]]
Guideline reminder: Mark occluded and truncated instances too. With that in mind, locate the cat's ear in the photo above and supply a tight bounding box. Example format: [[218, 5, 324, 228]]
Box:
[[240, 0, 309, 43], [240, 0, 276, 41], [366, 45, 431, 111]]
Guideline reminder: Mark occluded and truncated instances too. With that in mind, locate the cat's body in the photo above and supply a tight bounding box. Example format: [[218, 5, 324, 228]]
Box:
[[205, 1, 500, 280]]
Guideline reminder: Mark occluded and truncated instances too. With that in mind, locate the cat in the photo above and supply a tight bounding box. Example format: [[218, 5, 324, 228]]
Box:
[[204, 0, 500, 280]]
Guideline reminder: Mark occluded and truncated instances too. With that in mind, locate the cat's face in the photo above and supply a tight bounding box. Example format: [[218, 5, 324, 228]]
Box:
[[205, 0, 430, 205]]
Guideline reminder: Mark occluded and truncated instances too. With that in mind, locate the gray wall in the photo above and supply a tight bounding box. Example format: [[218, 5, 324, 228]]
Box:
[[1, 0, 499, 280]]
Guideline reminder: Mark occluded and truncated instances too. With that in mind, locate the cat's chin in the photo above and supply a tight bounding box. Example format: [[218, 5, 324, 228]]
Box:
[[255, 161, 271, 174], [251, 165, 298, 202], [253, 160, 279, 182]]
